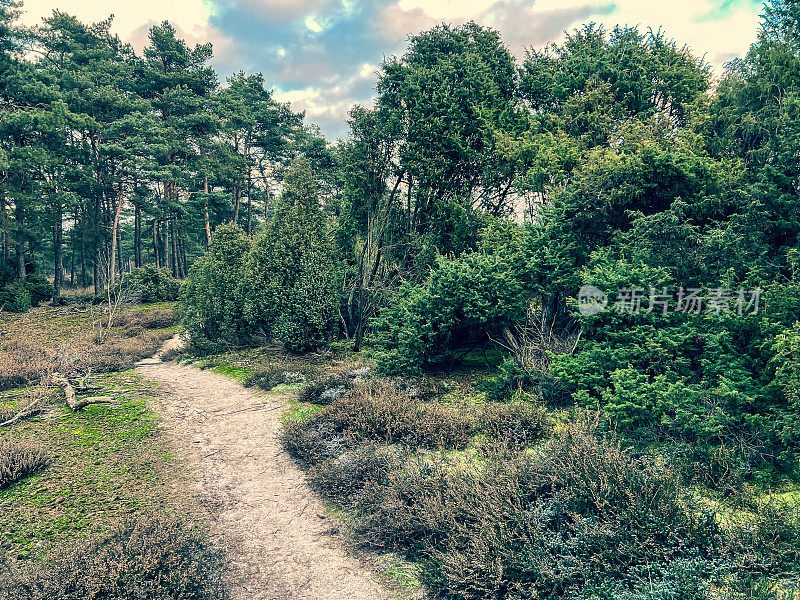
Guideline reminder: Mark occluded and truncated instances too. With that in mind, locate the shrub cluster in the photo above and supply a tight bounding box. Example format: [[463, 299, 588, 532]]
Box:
[[106, 308, 176, 336], [288, 412, 799, 599], [296, 373, 353, 404], [284, 384, 548, 462], [3, 516, 229, 600], [0, 274, 53, 314], [0, 440, 49, 489], [372, 252, 528, 374], [115, 266, 180, 303], [181, 161, 338, 354]]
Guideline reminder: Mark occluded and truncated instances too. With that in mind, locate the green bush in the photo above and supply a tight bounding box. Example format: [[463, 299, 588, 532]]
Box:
[[0, 280, 31, 313], [26, 275, 53, 306], [241, 159, 338, 352], [372, 252, 528, 374], [179, 223, 251, 353], [117, 266, 180, 303], [4, 516, 229, 600]]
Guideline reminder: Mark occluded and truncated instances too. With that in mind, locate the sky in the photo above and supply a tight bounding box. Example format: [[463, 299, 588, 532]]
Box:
[[18, 0, 765, 139]]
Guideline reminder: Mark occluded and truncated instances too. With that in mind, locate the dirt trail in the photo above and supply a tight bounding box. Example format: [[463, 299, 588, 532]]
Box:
[[136, 337, 389, 600]]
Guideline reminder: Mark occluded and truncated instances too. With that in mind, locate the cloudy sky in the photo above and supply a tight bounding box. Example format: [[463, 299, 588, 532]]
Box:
[[19, 0, 764, 138]]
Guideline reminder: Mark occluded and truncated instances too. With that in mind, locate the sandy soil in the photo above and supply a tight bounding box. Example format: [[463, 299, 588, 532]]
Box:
[[137, 337, 389, 600]]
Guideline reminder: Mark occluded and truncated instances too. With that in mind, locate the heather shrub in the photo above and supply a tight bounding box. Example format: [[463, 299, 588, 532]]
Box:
[[284, 384, 548, 459], [297, 373, 352, 405], [0, 440, 49, 488], [288, 414, 800, 599], [3, 516, 229, 600], [107, 308, 176, 333]]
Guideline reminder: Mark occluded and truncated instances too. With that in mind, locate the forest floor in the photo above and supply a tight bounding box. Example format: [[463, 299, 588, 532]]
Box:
[[137, 336, 393, 600]]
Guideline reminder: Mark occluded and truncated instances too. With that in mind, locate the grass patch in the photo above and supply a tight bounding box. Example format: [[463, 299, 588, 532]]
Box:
[[0, 370, 194, 567]]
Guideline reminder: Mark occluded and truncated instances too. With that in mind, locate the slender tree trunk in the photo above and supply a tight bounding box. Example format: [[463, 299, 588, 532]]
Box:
[[134, 203, 142, 268], [246, 166, 253, 234], [163, 217, 170, 274], [80, 236, 87, 288], [203, 174, 212, 249], [70, 233, 76, 287], [16, 241, 25, 279], [116, 228, 123, 275], [1, 194, 7, 261], [169, 218, 178, 278], [109, 186, 124, 287], [53, 202, 63, 300], [93, 247, 100, 296], [153, 220, 160, 268]]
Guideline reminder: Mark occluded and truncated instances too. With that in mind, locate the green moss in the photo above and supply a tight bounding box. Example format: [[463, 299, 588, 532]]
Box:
[[0, 370, 185, 564]]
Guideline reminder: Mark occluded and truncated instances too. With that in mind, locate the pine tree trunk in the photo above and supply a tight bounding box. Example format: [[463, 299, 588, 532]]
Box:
[[203, 173, 212, 249], [163, 217, 170, 274], [53, 202, 63, 300], [170, 219, 178, 278], [134, 203, 142, 268], [153, 220, 160, 268], [16, 241, 25, 279], [70, 234, 75, 287], [109, 187, 124, 287]]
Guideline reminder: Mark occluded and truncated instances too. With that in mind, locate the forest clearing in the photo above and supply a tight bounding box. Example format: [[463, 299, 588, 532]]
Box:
[[3, 0, 800, 598]]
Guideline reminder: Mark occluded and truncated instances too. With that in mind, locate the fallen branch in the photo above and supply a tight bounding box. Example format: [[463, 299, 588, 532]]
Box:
[[0, 402, 43, 427], [69, 395, 114, 410], [52, 374, 115, 411]]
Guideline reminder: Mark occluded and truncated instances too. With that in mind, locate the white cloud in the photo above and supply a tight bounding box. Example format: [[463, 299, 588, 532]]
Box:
[[19, 0, 239, 67], [389, 0, 761, 74], [304, 14, 324, 32], [595, 0, 760, 73], [19, 0, 213, 39]]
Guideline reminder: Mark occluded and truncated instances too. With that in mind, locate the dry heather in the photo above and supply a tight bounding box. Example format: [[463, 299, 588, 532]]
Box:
[[284, 383, 549, 463], [0, 440, 49, 488], [0, 305, 175, 390], [3, 516, 229, 600]]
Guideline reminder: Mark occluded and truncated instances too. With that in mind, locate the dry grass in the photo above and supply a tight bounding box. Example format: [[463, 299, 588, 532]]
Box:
[[0, 305, 176, 390], [0, 440, 49, 489]]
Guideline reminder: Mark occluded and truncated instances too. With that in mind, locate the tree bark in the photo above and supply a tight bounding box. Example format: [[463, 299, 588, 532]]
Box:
[[233, 186, 241, 224], [134, 203, 142, 268], [153, 220, 160, 268], [53, 202, 63, 300], [16, 240, 25, 279], [108, 186, 124, 287], [203, 173, 212, 249]]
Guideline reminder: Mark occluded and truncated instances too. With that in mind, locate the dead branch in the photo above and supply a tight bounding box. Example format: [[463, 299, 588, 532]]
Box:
[[0, 402, 43, 427], [51, 373, 115, 411]]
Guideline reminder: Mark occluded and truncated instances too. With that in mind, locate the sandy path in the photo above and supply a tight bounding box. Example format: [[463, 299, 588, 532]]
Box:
[[136, 338, 388, 600]]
